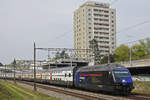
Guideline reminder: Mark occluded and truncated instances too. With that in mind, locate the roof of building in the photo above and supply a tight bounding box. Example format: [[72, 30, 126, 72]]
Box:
[[80, 1, 110, 8]]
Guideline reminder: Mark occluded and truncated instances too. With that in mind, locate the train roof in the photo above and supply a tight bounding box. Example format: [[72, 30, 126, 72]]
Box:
[[78, 63, 126, 72], [45, 66, 75, 72]]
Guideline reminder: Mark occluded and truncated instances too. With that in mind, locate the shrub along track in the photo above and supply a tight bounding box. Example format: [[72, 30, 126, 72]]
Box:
[[0, 80, 60, 100]]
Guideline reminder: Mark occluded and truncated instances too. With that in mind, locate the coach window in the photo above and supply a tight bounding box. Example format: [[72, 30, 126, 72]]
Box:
[[69, 73, 71, 77], [65, 73, 67, 77]]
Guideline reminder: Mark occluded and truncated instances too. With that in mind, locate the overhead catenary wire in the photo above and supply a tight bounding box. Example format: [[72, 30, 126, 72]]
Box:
[[118, 36, 150, 46], [117, 31, 150, 43], [55, 29, 73, 39], [117, 19, 150, 34]]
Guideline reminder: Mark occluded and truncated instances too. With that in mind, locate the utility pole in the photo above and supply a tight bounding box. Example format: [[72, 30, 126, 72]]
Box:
[[48, 50, 50, 60], [70, 51, 73, 67], [129, 47, 132, 67], [13, 59, 16, 84], [34, 42, 37, 91], [5, 65, 6, 81], [108, 45, 110, 64]]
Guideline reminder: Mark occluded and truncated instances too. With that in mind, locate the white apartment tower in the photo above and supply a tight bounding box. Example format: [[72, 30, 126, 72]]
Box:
[[74, 1, 116, 60]]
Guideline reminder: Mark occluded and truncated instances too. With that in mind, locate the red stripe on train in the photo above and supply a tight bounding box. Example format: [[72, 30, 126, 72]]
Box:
[[80, 74, 103, 77]]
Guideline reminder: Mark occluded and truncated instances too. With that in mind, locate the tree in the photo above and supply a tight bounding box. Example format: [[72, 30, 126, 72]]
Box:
[[131, 44, 145, 60], [0, 62, 3, 66], [100, 54, 116, 64], [60, 50, 70, 59], [114, 45, 130, 62], [89, 39, 101, 65], [131, 38, 150, 60], [54, 50, 70, 60], [55, 51, 61, 59], [146, 38, 150, 54]]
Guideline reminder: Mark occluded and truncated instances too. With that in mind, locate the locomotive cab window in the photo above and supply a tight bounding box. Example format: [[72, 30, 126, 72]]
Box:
[[113, 70, 130, 78]]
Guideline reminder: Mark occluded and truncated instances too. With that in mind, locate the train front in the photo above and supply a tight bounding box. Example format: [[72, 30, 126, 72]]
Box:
[[113, 69, 134, 95]]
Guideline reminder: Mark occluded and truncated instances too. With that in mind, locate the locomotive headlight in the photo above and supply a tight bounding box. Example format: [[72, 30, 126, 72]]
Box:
[[122, 80, 126, 83]]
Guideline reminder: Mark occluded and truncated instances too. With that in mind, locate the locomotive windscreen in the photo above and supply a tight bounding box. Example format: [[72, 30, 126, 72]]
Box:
[[114, 70, 130, 78]]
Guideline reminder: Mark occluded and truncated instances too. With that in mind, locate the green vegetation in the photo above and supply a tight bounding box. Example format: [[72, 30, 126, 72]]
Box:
[[100, 54, 116, 64], [100, 38, 150, 64], [132, 81, 150, 94], [114, 45, 130, 62], [55, 50, 70, 60], [0, 81, 60, 100], [89, 39, 101, 65]]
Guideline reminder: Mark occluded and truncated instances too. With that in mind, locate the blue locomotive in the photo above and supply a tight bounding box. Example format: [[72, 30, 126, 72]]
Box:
[[74, 64, 134, 95]]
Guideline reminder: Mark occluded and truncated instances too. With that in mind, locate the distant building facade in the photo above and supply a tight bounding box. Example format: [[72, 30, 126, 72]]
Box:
[[74, 1, 116, 60]]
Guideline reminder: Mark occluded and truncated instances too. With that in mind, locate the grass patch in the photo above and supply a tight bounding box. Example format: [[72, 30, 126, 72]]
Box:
[[0, 81, 61, 100], [132, 81, 150, 95]]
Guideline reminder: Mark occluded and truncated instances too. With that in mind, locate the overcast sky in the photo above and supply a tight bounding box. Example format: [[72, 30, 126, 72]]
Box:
[[0, 0, 150, 64]]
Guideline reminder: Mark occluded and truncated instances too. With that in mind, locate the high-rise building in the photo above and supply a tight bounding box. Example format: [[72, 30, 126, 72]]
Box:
[[74, 1, 116, 60]]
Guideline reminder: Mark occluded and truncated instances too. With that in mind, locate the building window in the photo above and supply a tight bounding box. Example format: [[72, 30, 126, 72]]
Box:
[[112, 12, 114, 14], [94, 31, 98, 34], [88, 9, 91, 11], [104, 10, 109, 13], [104, 15, 109, 17], [88, 18, 91, 20], [89, 27, 91, 29], [112, 20, 114, 23], [94, 18, 98, 21], [93, 9, 98, 11]]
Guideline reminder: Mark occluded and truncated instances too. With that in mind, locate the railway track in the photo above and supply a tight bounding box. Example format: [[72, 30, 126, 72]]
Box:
[[7, 80, 150, 100], [18, 81, 106, 100], [126, 93, 150, 100], [16, 81, 127, 100]]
